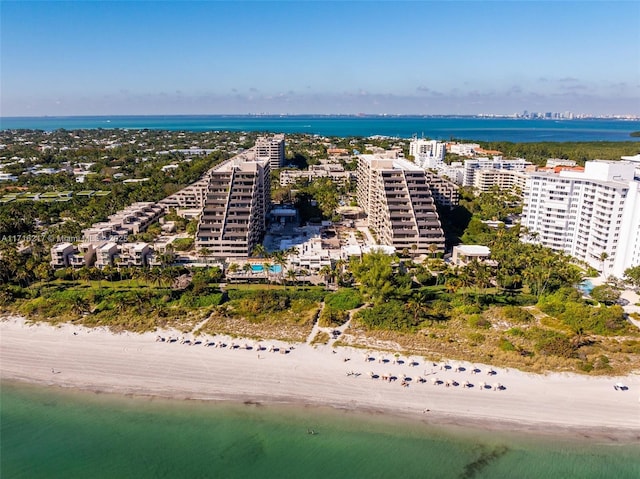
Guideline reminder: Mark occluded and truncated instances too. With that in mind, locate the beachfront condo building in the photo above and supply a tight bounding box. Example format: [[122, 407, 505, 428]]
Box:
[[521, 160, 640, 277], [472, 168, 529, 193], [409, 139, 446, 169], [256, 133, 285, 170], [357, 154, 445, 255], [462, 158, 531, 187], [195, 151, 270, 258]]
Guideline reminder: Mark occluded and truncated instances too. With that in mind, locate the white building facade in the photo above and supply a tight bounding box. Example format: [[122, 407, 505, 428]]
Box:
[[462, 158, 531, 188], [409, 139, 446, 169], [521, 160, 640, 277], [256, 134, 285, 170]]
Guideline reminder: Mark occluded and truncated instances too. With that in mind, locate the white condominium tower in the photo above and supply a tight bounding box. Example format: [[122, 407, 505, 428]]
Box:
[[196, 151, 270, 258], [357, 154, 445, 255], [409, 139, 446, 169], [521, 160, 640, 277], [255, 133, 285, 170]]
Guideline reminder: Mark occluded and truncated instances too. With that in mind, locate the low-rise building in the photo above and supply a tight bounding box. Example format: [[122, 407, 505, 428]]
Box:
[[463, 158, 531, 188], [451, 245, 491, 266], [279, 162, 352, 187], [118, 242, 152, 267], [50, 242, 76, 268], [95, 242, 119, 269], [473, 168, 528, 193]]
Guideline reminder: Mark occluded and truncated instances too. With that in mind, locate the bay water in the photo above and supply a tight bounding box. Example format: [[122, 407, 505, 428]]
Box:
[[1, 115, 639, 143], [2, 381, 638, 478]]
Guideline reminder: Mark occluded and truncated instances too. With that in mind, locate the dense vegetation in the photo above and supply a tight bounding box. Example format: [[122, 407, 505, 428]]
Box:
[[474, 141, 640, 165], [2, 130, 639, 374]]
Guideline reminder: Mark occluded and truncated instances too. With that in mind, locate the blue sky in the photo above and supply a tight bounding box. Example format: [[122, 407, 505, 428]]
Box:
[[1, 1, 639, 116]]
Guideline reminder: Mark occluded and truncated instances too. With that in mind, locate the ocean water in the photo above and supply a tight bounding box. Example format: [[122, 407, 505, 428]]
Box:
[[1, 115, 639, 142], [2, 382, 639, 479]]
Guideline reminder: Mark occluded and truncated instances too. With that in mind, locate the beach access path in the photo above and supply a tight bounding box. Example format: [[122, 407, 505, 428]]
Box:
[[1, 316, 639, 438]]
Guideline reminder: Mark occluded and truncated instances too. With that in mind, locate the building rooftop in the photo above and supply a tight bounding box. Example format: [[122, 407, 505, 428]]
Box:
[[454, 245, 491, 255]]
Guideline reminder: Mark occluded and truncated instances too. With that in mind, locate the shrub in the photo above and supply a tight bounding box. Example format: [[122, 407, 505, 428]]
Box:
[[537, 335, 576, 358], [324, 289, 363, 311], [502, 305, 534, 323], [318, 306, 349, 327], [467, 314, 491, 329], [467, 332, 486, 345], [172, 237, 194, 251], [590, 285, 620, 305], [356, 300, 419, 331], [506, 327, 525, 337], [499, 338, 516, 352]]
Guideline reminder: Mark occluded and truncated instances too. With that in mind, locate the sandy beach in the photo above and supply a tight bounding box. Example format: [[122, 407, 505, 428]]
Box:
[[1, 316, 639, 439]]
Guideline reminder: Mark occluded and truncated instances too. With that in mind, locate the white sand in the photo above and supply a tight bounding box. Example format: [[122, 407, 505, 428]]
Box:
[[1, 316, 639, 437]]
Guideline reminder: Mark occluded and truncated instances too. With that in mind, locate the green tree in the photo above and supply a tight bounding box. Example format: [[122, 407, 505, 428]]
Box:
[[590, 285, 620, 305], [624, 265, 640, 288]]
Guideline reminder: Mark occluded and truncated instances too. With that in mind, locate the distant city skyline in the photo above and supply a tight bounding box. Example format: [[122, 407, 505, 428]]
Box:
[[1, 1, 639, 117]]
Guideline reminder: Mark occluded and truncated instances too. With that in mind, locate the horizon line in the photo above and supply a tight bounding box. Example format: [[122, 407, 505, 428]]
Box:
[[2, 113, 639, 120]]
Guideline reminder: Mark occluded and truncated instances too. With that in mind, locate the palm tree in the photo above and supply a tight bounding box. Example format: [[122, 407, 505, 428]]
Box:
[[70, 294, 90, 317], [137, 267, 153, 288], [198, 247, 212, 264], [286, 269, 297, 287], [159, 251, 176, 268], [263, 262, 273, 278], [162, 267, 177, 289], [405, 295, 428, 325], [599, 251, 609, 275], [251, 243, 267, 259], [466, 260, 492, 304], [77, 267, 92, 287], [149, 267, 164, 288], [226, 263, 240, 278], [318, 265, 332, 284], [271, 251, 288, 284], [242, 263, 252, 275]]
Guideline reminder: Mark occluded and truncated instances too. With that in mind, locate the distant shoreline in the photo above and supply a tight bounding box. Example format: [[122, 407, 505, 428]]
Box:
[[2, 116, 638, 142], [2, 316, 639, 442]]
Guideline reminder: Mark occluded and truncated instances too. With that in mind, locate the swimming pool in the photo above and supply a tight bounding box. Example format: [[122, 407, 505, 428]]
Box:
[[250, 264, 282, 273], [577, 279, 595, 295]]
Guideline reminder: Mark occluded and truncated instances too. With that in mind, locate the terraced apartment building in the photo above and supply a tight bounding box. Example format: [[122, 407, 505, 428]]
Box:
[[195, 150, 270, 258], [357, 154, 445, 255]]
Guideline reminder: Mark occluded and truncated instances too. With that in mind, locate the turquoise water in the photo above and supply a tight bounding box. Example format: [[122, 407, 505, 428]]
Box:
[[578, 279, 596, 295], [1, 115, 639, 142], [251, 264, 282, 273], [2, 382, 639, 479]]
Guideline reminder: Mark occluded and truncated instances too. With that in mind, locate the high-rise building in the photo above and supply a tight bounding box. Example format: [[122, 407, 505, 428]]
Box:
[[357, 155, 445, 255], [196, 151, 270, 258], [521, 160, 640, 277], [255, 133, 285, 170], [409, 139, 446, 169]]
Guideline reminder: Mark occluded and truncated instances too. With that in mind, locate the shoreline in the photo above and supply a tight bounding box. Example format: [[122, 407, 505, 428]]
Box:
[[2, 316, 639, 442]]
